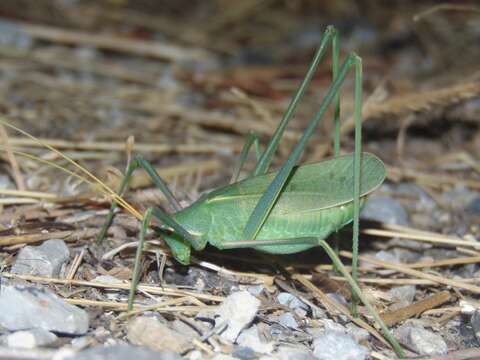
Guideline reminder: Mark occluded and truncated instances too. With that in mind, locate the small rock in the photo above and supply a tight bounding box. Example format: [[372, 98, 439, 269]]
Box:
[[395, 324, 447, 355], [0, 19, 33, 50], [374, 250, 400, 264], [212, 355, 236, 360], [237, 325, 274, 354], [70, 336, 92, 350], [443, 187, 479, 212], [247, 285, 264, 296], [12, 239, 70, 277], [171, 319, 199, 338], [232, 346, 256, 360], [69, 344, 183, 360], [326, 293, 348, 307], [307, 319, 346, 339], [269, 346, 316, 360], [471, 311, 480, 341], [127, 316, 191, 353], [312, 331, 367, 360], [277, 292, 309, 311], [467, 196, 480, 215], [373, 248, 421, 265], [345, 323, 370, 343], [278, 313, 299, 329], [361, 196, 409, 225], [389, 285, 416, 304], [0, 284, 89, 335], [5, 328, 57, 348], [0, 174, 14, 190], [185, 350, 203, 360], [216, 291, 260, 342], [396, 183, 436, 212]]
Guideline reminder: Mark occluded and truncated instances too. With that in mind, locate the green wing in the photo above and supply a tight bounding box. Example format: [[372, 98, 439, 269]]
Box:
[[206, 152, 385, 212]]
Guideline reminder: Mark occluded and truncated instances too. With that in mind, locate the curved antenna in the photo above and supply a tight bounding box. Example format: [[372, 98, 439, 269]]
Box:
[[0, 118, 142, 220]]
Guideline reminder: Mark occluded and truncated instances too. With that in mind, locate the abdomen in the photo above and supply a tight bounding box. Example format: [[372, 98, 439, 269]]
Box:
[[253, 200, 359, 254]]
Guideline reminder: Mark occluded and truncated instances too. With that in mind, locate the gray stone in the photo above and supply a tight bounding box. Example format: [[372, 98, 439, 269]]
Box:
[[345, 323, 370, 343], [212, 355, 236, 360], [360, 196, 409, 225], [395, 324, 447, 355], [269, 346, 316, 360], [443, 187, 479, 212], [471, 311, 480, 341], [375, 250, 400, 264], [0, 20, 33, 50], [278, 313, 299, 329], [237, 325, 274, 354], [185, 350, 203, 360], [5, 328, 57, 348], [171, 319, 199, 338], [232, 346, 256, 360], [373, 248, 421, 266], [247, 285, 264, 296], [69, 344, 183, 360], [397, 183, 436, 212], [326, 293, 348, 307], [216, 291, 260, 342], [307, 319, 346, 339], [127, 316, 191, 353], [277, 292, 309, 311], [12, 239, 70, 277], [313, 331, 367, 360], [212, 354, 236, 360], [468, 196, 480, 215], [259, 346, 315, 360], [0, 174, 14, 190], [389, 285, 416, 304], [0, 284, 89, 335]]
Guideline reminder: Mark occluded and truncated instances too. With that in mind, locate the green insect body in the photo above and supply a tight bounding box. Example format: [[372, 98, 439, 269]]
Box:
[[90, 25, 405, 357], [164, 153, 385, 264]]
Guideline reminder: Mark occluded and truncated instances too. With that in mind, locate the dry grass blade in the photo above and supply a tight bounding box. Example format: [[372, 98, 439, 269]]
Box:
[[0, 229, 98, 246], [0, 189, 57, 200], [387, 165, 480, 189], [66, 299, 215, 313], [14, 20, 210, 62], [380, 290, 452, 326], [7, 136, 229, 156], [0, 124, 25, 190], [362, 228, 480, 249], [1, 273, 225, 302], [344, 81, 480, 135], [341, 251, 480, 294]]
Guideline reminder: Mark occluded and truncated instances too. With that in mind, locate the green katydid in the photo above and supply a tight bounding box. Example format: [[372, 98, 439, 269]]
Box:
[[94, 26, 404, 356]]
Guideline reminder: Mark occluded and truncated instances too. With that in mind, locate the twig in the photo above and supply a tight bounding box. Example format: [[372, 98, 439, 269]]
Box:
[[380, 291, 451, 326], [0, 125, 25, 190], [341, 252, 480, 294], [13, 20, 210, 62], [66, 249, 85, 280], [0, 228, 98, 246], [1, 273, 224, 302], [387, 165, 480, 189], [66, 298, 214, 313], [362, 228, 480, 249], [414, 348, 480, 360], [7, 137, 231, 155]]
